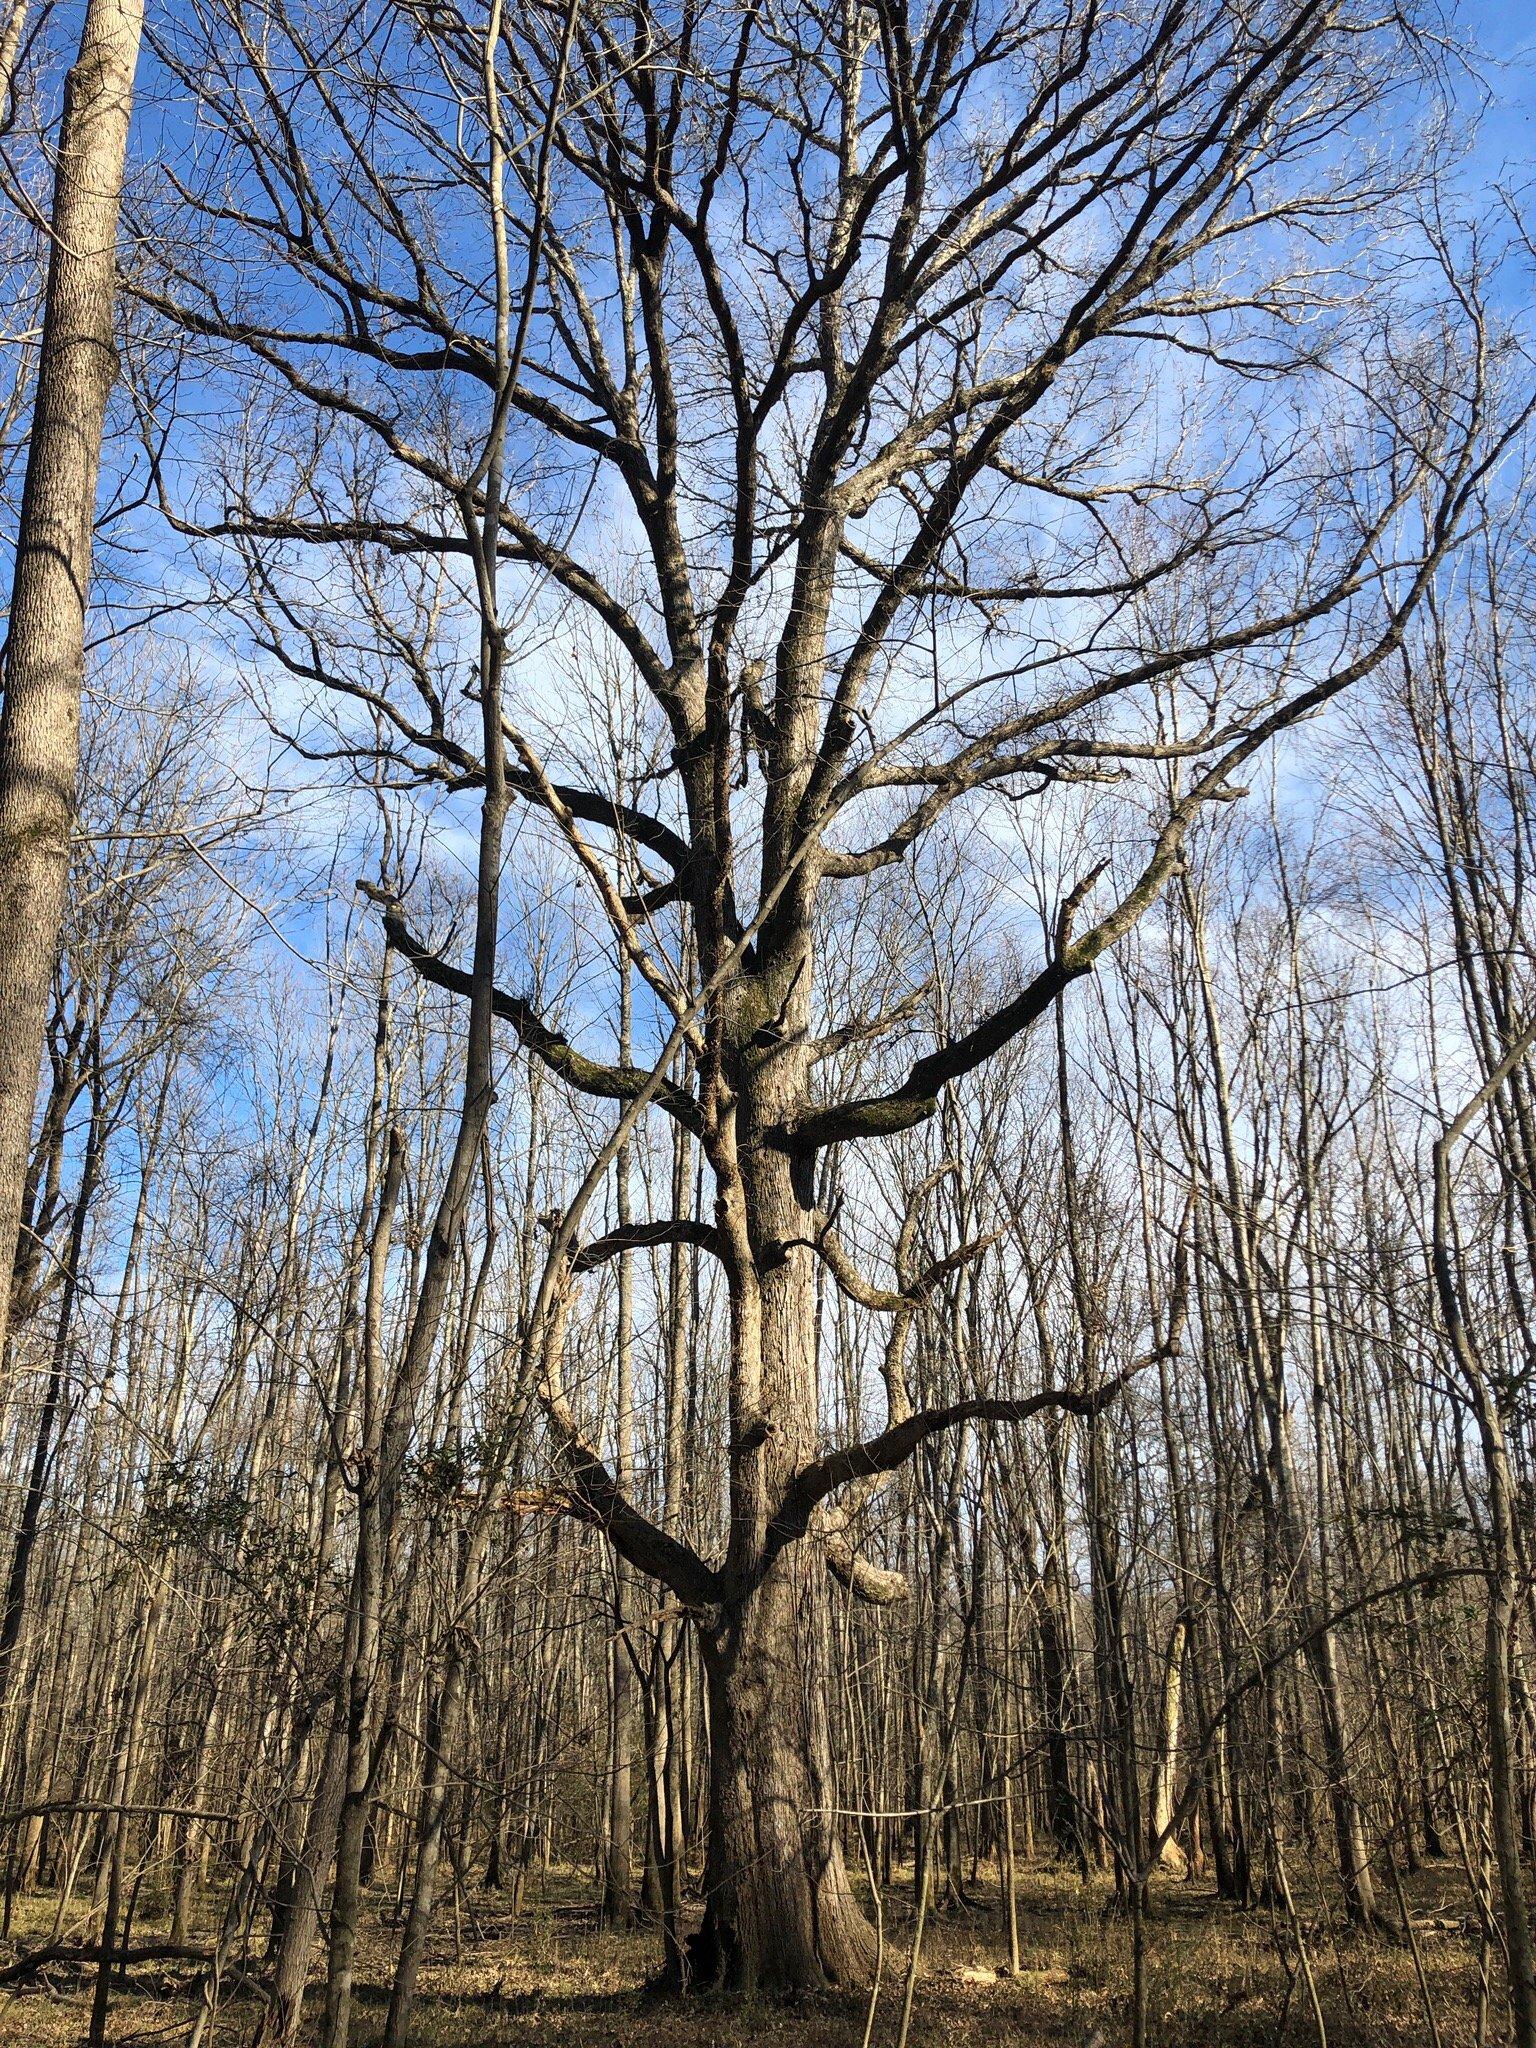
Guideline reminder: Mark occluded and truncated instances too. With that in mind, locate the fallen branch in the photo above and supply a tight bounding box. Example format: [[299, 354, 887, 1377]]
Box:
[[0, 1940, 215, 1986]]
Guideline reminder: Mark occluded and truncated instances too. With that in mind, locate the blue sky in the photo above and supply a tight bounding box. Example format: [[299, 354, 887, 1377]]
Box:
[[36, 0, 1536, 1128], [1473, 1, 1535, 165]]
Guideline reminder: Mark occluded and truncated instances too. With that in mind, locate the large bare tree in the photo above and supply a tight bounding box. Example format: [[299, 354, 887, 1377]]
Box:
[[139, 0, 1511, 1990]]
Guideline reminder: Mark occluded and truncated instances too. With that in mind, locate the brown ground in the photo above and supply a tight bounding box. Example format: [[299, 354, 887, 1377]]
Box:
[[0, 1861, 1507, 2045]]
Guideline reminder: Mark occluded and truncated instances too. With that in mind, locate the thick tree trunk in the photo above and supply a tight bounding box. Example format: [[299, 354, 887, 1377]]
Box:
[[0, 0, 143, 1369], [688, 1546, 875, 1991], [684, 1029, 875, 1992]]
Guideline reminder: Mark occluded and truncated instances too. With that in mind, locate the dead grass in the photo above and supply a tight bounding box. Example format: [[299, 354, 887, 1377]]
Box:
[[0, 1859, 1507, 2046]]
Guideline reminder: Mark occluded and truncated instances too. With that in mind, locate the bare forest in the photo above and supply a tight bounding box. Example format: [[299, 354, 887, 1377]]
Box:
[[1, 0, 1535, 2043]]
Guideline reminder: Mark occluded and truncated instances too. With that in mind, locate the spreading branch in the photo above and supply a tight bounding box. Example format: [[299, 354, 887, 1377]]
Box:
[[361, 885, 702, 1136], [572, 1216, 725, 1274], [767, 1349, 1168, 1567]]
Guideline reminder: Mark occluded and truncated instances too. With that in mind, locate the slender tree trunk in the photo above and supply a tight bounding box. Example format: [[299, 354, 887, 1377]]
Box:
[[1433, 1050, 1536, 2048], [644, 1097, 693, 1959], [320, 1128, 404, 2048], [0, 1071, 105, 1713], [603, 962, 636, 1925], [86, 1568, 163, 2048], [383, 1528, 481, 2048], [259, 1711, 348, 2048], [1184, 871, 1378, 1926], [1150, 1614, 1189, 1875]]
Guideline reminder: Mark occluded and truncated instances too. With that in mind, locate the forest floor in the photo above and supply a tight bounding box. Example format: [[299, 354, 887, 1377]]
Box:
[[0, 1859, 1507, 2046]]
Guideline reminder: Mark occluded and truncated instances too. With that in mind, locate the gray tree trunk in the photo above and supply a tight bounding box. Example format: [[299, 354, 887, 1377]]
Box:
[[0, 0, 143, 1366]]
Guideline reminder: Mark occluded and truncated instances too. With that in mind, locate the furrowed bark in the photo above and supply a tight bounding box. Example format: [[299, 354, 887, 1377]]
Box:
[[0, 0, 144, 1368]]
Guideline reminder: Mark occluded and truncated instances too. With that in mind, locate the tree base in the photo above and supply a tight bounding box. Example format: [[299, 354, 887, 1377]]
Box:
[[673, 1867, 875, 1995]]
